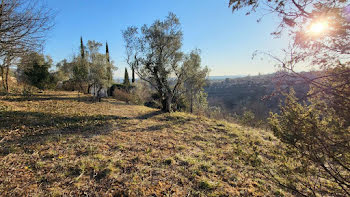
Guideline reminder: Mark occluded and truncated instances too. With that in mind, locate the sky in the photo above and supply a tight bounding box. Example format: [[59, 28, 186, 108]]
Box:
[[44, 0, 290, 78]]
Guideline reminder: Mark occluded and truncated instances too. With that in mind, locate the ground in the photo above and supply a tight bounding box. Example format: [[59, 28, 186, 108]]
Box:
[[0, 91, 287, 196]]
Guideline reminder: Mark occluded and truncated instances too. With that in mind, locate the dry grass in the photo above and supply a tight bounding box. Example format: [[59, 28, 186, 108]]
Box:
[[0, 91, 288, 196]]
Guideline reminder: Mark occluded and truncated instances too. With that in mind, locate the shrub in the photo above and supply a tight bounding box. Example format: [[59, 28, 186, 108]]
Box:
[[268, 89, 350, 196], [113, 89, 134, 104], [108, 84, 134, 96]]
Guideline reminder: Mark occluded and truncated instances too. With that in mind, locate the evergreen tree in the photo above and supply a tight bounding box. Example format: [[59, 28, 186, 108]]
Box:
[[73, 37, 88, 93], [80, 36, 85, 59], [106, 42, 113, 85], [123, 68, 130, 86], [106, 42, 109, 63], [131, 54, 136, 83], [19, 52, 55, 90], [132, 66, 135, 83]]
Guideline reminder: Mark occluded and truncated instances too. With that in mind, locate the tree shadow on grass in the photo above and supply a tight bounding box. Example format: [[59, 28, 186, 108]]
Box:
[[1, 95, 96, 104], [0, 110, 128, 150], [118, 111, 196, 133], [135, 110, 163, 120]]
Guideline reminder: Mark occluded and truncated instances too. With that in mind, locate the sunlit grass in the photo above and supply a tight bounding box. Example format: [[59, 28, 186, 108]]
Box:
[[0, 91, 290, 196]]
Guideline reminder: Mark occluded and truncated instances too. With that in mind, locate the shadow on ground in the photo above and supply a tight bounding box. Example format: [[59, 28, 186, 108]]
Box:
[[0, 110, 128, 148], [1, 95, 96, 104]]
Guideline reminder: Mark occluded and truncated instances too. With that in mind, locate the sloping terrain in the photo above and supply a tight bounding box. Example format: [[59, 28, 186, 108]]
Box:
[[0, 91, 286, 196]]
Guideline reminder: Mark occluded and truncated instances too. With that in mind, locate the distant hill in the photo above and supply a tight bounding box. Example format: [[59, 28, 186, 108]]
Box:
[[205, 72, 316, 119], [208, 75, 246, 81]]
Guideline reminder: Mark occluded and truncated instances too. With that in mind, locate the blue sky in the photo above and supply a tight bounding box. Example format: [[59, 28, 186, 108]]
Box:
[[44, 0, 290, 78]]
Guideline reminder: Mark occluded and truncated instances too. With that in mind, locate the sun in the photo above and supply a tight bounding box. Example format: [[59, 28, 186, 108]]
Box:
[[308, 21, 329, 35]]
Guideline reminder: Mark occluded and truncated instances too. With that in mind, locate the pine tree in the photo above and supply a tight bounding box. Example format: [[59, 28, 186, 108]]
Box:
[[106, 42, 113, 85], [123, 68, 130, 86]]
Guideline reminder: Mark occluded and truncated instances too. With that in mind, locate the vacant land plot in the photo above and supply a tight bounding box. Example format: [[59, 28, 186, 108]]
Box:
[[0, 91, 286, 196]]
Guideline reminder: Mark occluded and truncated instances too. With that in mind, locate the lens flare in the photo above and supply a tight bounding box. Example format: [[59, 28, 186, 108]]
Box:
[[308, 21, 328, 35]]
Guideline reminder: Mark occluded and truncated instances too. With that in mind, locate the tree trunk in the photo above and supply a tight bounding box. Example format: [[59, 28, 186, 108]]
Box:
[[97, 87, 102, 102], [161, 95, 172, 112], [0, 66, 5, 91], [5, 65, 9, 92], [87, 83, 93, 94]]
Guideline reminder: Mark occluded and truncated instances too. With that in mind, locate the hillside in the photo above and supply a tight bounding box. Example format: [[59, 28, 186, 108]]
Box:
[[205, 72, 312, 120], [0, 91, 288, 196]]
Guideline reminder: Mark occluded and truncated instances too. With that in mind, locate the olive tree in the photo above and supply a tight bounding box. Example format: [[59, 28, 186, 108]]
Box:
[[183, 50, 209, 113], [86, 40, 116, 101], [123, 13, 187, 112]]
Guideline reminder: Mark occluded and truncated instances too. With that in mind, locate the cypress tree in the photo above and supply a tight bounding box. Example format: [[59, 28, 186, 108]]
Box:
[[106, 42, 113, 84], [76, 36, 89, 93], [80, 36, 85, 59], [132, 54, 136, 83], [132, 67, 135, 83], [106, 42, 110, 63], [123, 68, 130, 86]]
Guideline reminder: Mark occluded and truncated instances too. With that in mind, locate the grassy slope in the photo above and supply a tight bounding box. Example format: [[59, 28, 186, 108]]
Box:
[[0, 91, 287, 196]]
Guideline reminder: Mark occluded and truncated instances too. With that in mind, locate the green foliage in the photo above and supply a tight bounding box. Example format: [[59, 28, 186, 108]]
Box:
[[20, 52, 56, 90], [239, 110, 255, 126], [54, 59, 73, 82], [80, 36, 85, 59], [268, 89, 350, 196], [108, 84, 134, 96], [105, 42, 113, 85], [123, 68, 130, 86], [131, 67, 135, 83], [227, 1, 350, 194], [123, 13, 195, 112], [72, 57, 89, 93], [66, 39, 117, 95], [182, 50, 209, 113], [70, 37, 90, 93]]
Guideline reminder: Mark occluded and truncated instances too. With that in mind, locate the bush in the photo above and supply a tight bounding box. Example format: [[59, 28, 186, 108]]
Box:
[[113, 89, 134, 104], [268, 89, 350, 196], [108, 84, 134, 96]]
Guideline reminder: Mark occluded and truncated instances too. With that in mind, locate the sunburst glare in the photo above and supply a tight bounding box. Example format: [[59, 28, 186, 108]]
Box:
[[308, 21, 329, 35]]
